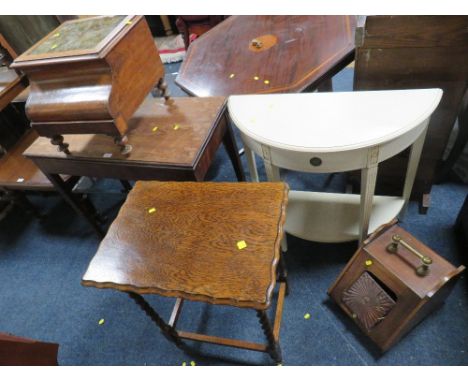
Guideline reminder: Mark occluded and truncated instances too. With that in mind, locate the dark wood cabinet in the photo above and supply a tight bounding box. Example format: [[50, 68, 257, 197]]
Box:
[[352, 16, 468, 212]]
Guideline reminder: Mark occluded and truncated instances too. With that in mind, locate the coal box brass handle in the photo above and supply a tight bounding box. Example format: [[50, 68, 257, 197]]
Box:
[[386, 234, 433, 277]]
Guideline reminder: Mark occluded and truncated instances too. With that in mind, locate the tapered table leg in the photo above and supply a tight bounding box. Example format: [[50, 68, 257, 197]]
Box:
[[244, 145, 259, 182], [223, 124, 246, 181]]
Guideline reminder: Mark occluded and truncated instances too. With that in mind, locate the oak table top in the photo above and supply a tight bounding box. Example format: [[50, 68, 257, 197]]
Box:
[[82, 181, 289, 310], [176, 16, 356, 96]]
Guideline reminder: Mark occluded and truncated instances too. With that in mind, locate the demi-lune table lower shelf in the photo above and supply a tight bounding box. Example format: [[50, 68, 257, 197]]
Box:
[[285, 191, 405, 243]]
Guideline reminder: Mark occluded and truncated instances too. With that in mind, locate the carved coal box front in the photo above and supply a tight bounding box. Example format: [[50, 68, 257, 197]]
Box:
[[328, 221, 465, 351], [11, 15, 165, 155]]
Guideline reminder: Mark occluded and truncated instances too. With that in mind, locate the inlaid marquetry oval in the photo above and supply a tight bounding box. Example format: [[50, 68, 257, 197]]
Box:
[[248, 34, 278, 52]]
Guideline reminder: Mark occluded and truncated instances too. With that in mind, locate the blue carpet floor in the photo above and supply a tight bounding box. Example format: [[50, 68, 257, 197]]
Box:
[[0, 64, 467, 366]]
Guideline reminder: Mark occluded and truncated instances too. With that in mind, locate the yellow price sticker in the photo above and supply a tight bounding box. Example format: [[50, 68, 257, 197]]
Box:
[[229, 73, 235, 79], [190, 361, 196, 366], [173, 124, 180, 130], [51, 44, 58, 50], [152, 126, 159, 132], [304, 313, 311, 320], [253, 76, 259, 81], [236, 240, 247, 250], [148, 207, 156, 214], [264, 80, 270, 85], [365, 259, 373, 267], [53, 32, 60, 37], [98, 318, 105, 325]]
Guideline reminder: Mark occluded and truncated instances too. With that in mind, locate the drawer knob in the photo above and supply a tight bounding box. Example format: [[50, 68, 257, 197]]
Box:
[[310, 157, 322, 166]]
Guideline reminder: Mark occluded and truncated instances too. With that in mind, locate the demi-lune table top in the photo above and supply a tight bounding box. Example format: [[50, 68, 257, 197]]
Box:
[[82, 181, 289, 310], [176, 16, 356, 96], [228, 89, 442, 244], [228, 89, 443, 153]]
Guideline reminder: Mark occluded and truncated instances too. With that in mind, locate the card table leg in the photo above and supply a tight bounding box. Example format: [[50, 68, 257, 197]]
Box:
[[222, 123, 246, 181], [128, 292, 184, 348], [39, 171, 105, 238], [256, 310, 282, 364], [1, 188, 41, 218], [119, 180, 133, 193]]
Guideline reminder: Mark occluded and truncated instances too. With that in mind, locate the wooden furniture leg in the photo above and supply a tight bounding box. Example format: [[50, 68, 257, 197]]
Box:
[[128, 292, 184, 348], [50, 134, 70, 155], [244, 145, 259, 182], [278, 252, 289, 295], [12, 191, 42, 218], [437, 90, 468, 182], [359, 166, 378, 244], [0, 188, 41, 218], [256, 310, 282, 363], [119, 180, 132, 192], [125, 284, 287, 364], [39, 171, 105, 238], [400, 128, 428, 219], [317, 77, 333, 92], [222, 124, 246, 181]]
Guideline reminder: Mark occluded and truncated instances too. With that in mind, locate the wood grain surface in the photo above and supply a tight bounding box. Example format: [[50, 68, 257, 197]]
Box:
[[12, 16, 164, 138], [0, 129, 57, 190], [329, 221, 465, 351], [176, 16, 356, 96], [24, 96, 226, 166], [0, 67, 26, 111], [82, 181, 289, 309], [352, 16, 468, 209]]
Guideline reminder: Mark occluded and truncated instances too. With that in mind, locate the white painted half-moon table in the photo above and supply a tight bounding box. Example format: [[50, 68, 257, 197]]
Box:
[[228, 89, 442, 244]]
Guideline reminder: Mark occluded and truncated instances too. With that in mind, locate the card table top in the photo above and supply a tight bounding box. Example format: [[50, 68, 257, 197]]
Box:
[[24, 95, 226, 169], [176, 16, 356, 96], [82, 181, 289, 310]]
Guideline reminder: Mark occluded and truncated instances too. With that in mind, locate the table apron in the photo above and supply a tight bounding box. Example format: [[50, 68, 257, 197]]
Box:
[[240, 120, 428, 173], [29, 157, 197, 181]]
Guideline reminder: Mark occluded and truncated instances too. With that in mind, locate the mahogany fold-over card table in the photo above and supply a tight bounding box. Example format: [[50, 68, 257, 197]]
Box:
[[228, 89, 442, 244], [82, 181, 289, 364], [24, 96, 245, 237], [176, 16, 356, 96]]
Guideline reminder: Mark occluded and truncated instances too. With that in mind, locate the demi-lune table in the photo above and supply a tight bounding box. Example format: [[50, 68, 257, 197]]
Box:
[[228, 89, 442, 244]]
